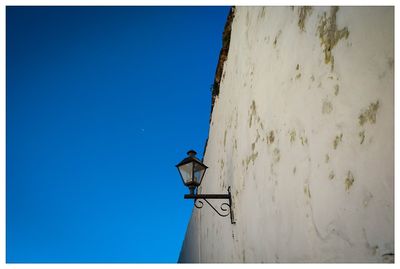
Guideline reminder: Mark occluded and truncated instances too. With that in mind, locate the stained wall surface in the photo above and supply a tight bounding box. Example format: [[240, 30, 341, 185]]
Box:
[[179, 6, 394, 263]]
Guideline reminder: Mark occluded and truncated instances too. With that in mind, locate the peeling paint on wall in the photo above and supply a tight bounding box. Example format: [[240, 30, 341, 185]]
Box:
[[298, 6, 313, 31], [345, 171, 355, 191], [267, 130, 275, 144], [317, 6, 350, 70], [273, 30, 282, 48], [249, 100, 257, 128], [300, 134, 308, 146], [289, 129, 296, 143], [333, 133, 343, 149], [359, 101, 380, 126], [359, 130, 366, 144], [223, 129, 227, 147]]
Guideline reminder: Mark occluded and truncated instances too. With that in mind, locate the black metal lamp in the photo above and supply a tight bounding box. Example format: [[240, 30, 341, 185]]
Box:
[[176, 150, 235, 224], [176, 150, 208, 195]]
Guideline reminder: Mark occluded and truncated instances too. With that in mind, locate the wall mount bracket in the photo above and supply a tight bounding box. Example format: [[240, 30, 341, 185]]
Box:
[[184, 186, 236, 224]]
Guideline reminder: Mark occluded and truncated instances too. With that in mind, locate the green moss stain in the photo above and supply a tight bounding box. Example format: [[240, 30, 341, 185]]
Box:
[[333, 133, 343, 149], [220, 159, 225, 170], [359, 130, 365, 144], [290, 129, 297, 143], [325, 154, 330, 163], [345, 171, 355, 191], [294, 64, 301, 79], [249, 100, 257, 128], [317, 7, 350, 70], [359, 101, 380, 126], [304, 184, 312, 198], [298, 6, 313, 31], [322, 100, 333, 114], [223, 130, 227, 147], [245, 152, 259, 170], [300, 136, 308, 146], [267, 130, 275, 144], [273, 30, 282, 48], [289, 130, 296, 144], [334, 84, 339, 96], [245, 137, 259, 170]]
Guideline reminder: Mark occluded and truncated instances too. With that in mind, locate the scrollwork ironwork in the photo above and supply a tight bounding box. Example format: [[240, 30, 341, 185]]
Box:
[[194, 199, 204, 209], [186, 186, 235, 224], [198, 198, 230, 217]]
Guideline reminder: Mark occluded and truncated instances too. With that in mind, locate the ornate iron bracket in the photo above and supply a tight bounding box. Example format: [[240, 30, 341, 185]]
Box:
[[184, 186, 236, 224]]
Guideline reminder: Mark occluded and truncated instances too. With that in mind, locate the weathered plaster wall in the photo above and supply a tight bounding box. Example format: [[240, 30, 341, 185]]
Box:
[[179, 6, 394, 263]]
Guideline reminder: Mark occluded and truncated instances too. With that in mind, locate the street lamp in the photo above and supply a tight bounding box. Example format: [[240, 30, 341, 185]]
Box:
[[176, 150, 208, 195], [176, 150, 235, 224]]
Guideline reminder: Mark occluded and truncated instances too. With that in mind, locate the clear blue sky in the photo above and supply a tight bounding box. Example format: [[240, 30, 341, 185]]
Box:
[[6, 6, 230, 263]]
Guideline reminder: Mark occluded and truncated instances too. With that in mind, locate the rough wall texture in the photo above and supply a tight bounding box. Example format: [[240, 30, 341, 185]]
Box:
[[179, 6, 394, 263]]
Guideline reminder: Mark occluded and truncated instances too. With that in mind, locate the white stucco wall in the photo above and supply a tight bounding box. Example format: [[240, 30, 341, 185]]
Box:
[[179, 6, 394, 263]]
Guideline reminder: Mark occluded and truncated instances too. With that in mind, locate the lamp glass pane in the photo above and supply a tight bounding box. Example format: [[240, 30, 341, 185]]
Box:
[[193, 162, 206, 185], [178, 162, 193, 185]]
